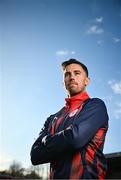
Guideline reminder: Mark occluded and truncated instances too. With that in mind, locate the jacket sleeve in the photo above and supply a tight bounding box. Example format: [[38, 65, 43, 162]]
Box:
[[30, 115, 52, 165], [30, 98, 109, 165]]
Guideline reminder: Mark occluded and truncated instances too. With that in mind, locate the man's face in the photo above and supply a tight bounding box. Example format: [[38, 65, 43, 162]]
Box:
[[63, 63, 90, 97]]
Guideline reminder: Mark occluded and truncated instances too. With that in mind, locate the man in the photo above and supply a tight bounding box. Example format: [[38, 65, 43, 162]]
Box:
[[30, 59, 109, 179]]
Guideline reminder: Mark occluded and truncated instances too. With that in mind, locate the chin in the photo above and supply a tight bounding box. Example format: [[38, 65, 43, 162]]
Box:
[[69, 89, 84, 97], [69, 91, 80, 97]]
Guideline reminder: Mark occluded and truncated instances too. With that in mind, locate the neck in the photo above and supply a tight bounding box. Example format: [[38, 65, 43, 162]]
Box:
[[65, 91, 90, 111], [68, 90, 86, 98]]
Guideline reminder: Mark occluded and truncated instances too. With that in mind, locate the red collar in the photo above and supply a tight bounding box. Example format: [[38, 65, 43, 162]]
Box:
[[65, 91, 90, 111]]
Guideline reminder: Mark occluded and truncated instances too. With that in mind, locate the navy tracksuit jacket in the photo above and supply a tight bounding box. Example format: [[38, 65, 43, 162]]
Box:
[[30, 92, 109, 179]]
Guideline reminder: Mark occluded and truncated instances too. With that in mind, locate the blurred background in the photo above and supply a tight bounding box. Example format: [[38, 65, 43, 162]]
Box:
[[0, 0, 121, 178]]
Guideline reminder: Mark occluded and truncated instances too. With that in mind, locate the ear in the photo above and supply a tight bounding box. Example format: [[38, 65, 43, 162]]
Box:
[[85, 77, 90, 86]]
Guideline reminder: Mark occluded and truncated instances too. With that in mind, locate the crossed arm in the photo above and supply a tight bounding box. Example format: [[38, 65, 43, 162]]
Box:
[[30, 98, 108, 165]]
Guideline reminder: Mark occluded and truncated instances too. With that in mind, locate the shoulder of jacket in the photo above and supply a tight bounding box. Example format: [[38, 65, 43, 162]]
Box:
[[90, 97, 105, 103], [85, 98, 106, 107]]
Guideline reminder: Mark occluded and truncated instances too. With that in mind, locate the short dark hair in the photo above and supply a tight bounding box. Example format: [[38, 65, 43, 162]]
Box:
[[61, 58, 89, 77]]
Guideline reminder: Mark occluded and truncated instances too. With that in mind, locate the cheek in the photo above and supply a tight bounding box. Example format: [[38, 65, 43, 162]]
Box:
[[63, 79, 68, 88], [64, 77, 69, 83], [77, 76, 84, 82], [78, 78, 86, 86]]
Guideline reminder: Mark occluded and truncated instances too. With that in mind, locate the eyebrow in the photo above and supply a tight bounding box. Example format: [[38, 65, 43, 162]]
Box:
[[74, 70, 81, 73], [65, 70, 82, 73]]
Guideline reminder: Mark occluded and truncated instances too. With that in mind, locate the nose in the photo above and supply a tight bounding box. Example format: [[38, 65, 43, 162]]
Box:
[[70, 73, 75, 80]]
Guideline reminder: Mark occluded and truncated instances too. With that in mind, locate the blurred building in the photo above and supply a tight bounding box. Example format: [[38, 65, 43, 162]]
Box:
[[106, 152, 121, 179]]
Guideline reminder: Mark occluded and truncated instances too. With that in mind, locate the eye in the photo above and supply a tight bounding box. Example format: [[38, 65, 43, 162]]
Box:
[[75, 71, 81, 75], [64, 72, 70, 78]]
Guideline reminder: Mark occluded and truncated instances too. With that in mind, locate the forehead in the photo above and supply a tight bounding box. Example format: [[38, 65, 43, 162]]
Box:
[[64, 63, 84, 72]]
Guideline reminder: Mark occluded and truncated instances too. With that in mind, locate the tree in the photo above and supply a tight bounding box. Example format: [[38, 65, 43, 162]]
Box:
[[8, 160, 24, 178]]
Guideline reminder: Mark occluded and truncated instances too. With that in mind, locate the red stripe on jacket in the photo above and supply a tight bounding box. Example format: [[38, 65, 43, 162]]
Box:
[[70, 152, 83, 179], [85, 127, 107, 179]]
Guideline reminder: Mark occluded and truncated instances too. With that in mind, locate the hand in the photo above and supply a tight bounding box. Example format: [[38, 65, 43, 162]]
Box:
[[42, 135, 47, 145]]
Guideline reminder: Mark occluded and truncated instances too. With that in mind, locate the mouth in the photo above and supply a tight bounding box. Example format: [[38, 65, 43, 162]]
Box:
[[68, 82, 77, 87]]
